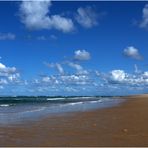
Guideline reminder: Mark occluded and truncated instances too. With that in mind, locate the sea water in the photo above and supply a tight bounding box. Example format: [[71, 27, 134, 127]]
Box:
[[0, 96, 124, 124]]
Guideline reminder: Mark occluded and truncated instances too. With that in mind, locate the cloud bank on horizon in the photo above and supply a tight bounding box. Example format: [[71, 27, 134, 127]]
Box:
[[0, 1, 148, 96]]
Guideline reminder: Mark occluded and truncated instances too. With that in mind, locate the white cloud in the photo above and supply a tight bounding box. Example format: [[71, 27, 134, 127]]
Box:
[[50, 15, 74, 33], [55, 63, 64, 74], [74, 50, 91, 61], [0, 33, 15, 40], [65, 87, 77, 92], [45, 62, 64, 74], [123, 46, 143, 60], [0, 79, 8, 85], [68, 62, 83, 71], [75, 7, 98, 28], [60, 74, 90, 85], [0, 63, 5, 69], [143, 71, 148, 79], [139, 4, 148, 29], [95, 70, 100, 76], [0, 62, 20, 87], [110, 70, 126, 83], [19, 0, 74, 33], [0, 62, 17, 77], [42, 76, 51, 83], [36, 72, 91, 86], [134, 64, 141, 74], [68, 62, 88, 75], [28, 66, 148, 95], [8, 73, 20, 82], [102, 69, 148, 87]]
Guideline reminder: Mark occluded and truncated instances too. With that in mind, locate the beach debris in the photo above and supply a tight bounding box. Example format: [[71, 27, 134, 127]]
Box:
[[123, 128, 128, 133], [93, 123, 97, 127]]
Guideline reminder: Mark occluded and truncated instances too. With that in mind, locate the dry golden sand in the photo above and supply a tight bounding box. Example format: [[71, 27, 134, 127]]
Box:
[[1, 94, 148, 146]]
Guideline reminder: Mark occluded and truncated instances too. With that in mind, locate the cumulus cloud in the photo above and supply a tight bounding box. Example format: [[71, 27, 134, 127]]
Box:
[[75, 6, 98, 28], [19, 0, 74, 33], [30, 67, 148, 95], [139, 4, 148, 29], [26, 66, 148, 95], [45, 50, 90, 76], [143, 71, 148, 79], [123, 46, 143, 60], [31, 72, 92, 95], [41, 76, 59, 85], [103, 69, 148, 87], [0, 33, 16, 40], [110, 70, 126, 83], [61, 74, 90, 85], [0, 62, 20, 87], [0, 63, 17, 76], [22, 47, 148, 95], [74, 50, 91, 61]]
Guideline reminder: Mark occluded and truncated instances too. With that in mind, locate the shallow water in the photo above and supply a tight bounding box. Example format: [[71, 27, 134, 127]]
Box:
[[0, 96, 124, 124]]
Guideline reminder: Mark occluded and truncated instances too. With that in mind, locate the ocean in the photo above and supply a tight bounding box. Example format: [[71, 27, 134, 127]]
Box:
[[0, 96, 124, 124]]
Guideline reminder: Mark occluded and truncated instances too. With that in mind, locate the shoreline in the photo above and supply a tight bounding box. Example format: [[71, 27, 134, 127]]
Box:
[[0, 94, 148, 146]]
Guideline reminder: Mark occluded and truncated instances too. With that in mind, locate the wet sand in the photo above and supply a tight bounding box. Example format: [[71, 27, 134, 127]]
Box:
[[1, 94, 148, 146]]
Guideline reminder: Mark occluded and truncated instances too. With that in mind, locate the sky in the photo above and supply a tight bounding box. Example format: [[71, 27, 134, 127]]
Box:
[[0, 1, 148, 96]]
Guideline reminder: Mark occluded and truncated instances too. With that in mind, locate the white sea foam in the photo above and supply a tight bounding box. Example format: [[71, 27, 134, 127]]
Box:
[[21, 107, 46, 114], [72, 96, 92, 99], [46, 97, 65, 101], [68, 102, 84, 106], [80, 97, 91, 99], [0, 104, 10, 107], [90, 100, 100, 103]]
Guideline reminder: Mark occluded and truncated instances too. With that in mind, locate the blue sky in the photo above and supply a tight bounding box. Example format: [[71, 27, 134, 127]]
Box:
[[0, 1, 148, 96]]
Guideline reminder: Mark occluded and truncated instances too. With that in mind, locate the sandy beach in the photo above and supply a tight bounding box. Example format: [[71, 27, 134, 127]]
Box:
[[1, 94, 148, 147]]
